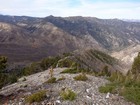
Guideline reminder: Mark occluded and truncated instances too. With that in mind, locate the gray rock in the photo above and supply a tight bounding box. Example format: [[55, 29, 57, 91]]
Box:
[[106, 92, 110, 99], [56, 100, 61, 104]]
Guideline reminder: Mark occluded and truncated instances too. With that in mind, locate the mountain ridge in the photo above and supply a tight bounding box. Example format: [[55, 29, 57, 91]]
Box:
[[0, 15, 140, 69]]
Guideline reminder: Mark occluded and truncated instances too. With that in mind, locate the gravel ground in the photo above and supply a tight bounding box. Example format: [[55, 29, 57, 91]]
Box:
[[0, 68, 134, 105]]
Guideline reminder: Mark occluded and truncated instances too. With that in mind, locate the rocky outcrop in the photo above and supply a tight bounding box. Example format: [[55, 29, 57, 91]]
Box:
[[111, 44, 140, 73], [0, 68, 134, 105]]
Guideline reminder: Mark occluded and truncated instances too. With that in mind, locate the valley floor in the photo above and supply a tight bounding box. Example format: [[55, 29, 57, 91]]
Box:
[[0, 68, 134, 105]]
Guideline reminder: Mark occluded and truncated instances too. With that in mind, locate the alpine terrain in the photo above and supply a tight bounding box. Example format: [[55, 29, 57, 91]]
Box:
[[0, 15, 140, 105]]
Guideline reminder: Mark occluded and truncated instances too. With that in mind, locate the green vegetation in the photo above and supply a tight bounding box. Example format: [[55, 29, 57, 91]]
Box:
[[89, 50, 116, 65], [99, 71, 140, 105], [0, 73, 8, 88], [98, 71, 126, 92], [99, 83, 118, 94], [58, 58, 75, 68], [131, 52, 140, 74], [61, 68, 92, 74], [61, 68, 78, 74], [23, 62, 41, 76], [22, 55, 83, 77], [0, 56, 7, 71], [60, 88, 76, 101], [0, 56, 18, 88], [40, 56, 61, 69], [99, 52, 140, 105], [0, 49, 117, 91], [0, 55, 70, 88], [97, 66, 111, 76], [73, 73, 88, 81], [8, 74, 18, 83], [13, 50, 115, 85], [45, 67, 57, 83], [25, 90, 46, 103], [121, 87, 140, 105], [46, 77, 57, 83], [62, 52, 73, 57], [22, 56, 61, 76], [0, 55, 62, 88]]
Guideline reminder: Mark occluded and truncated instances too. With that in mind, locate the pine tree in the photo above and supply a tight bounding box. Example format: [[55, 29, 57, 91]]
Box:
[[0, 56, 7, 72], [131, 52, 140, 74]]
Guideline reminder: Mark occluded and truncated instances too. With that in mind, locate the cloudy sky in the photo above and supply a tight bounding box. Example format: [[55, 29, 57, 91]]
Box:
[[0, 0, 140, 19]]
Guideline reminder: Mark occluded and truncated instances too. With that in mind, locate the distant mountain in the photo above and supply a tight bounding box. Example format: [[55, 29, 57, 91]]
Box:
[[0, 15, 140, 65], [122, 19, 140, 22], [46, 16, 140, 49]]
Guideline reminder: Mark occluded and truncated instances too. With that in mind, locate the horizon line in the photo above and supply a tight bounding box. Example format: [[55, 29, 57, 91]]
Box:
[[0, 14, 140, 20]]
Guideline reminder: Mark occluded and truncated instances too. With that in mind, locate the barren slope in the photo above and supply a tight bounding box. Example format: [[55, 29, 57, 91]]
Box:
[[0, 68, 134, 105]]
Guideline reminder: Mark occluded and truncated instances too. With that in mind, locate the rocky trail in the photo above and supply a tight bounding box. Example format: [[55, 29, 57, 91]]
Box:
[[0, 68, 134, 105]]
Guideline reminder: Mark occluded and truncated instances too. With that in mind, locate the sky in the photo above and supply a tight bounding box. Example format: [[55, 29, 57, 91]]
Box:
[[0, 0, 140, 19]]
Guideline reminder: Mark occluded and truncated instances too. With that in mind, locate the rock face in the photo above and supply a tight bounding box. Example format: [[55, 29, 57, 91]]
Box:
[[0, 68, 134, 105], [0, 15, 140, 63], [111, 45, 140, 73]]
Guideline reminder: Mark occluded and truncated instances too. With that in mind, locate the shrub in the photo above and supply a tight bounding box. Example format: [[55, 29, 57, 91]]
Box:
[[58, 58, 74, 68], [61, 67, 93, 75], [99, 69, 140, 105], [98, 53, 140, 105], [99, 84, 117, 93], [0, 56, 7, 71], [62, 52, 73, 57], [61, 68, 78, 74], [40, 56, 61, 70], [25, 90, 46, 103], [60, 89, 76, 101], [108, 71, 125, 83], [73, 73, 88, 81], [98, 66, 111, 77], [121, 87, 140, 105], [46, 77, 56, 83], [9, 74, 18, 83], [131, 52, 140, 74], [0, 73, 8, 89], [108, 71, 118, 82], [23, 62, 41, 76]]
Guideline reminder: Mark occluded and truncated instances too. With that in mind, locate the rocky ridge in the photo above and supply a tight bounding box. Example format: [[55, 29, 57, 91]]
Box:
[[0, 68, 134, 105], [111, 44, 140, 73]]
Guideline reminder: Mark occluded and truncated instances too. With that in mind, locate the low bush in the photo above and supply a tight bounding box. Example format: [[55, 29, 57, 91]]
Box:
[[60, 89, 76, 101], [60, 68, 91, 74], [40, 56, 61, 70], [73, 73, 88, 81], [97, 66, 111, 77], [98, 68, 140, 105], [61, 68, 78, 74], [46, 77, 57, 83], [99, 83, 117, 93], [25, 90, 46, 103], [121, 87, 140, 105], [58, 58, 74, 68]]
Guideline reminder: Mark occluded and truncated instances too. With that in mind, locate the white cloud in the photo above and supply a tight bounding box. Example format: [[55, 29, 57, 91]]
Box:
[[0, 0, 140, 19]]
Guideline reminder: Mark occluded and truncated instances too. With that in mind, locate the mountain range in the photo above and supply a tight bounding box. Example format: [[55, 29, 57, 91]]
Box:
[[0, 15, 140, 70]]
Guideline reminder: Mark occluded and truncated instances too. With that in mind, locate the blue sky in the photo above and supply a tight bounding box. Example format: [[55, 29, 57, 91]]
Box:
[[0, 0, 140, 19]]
